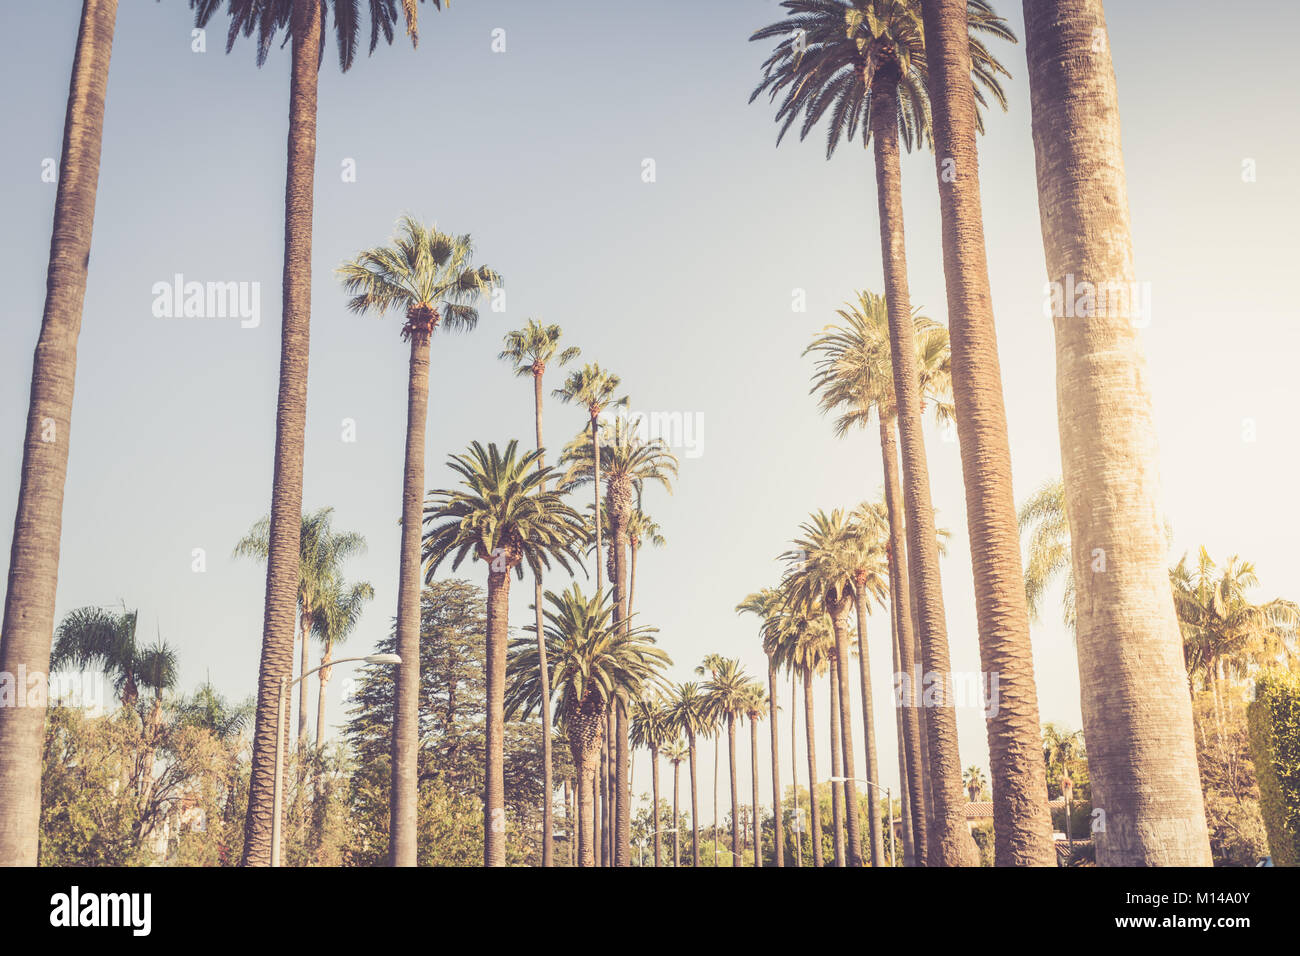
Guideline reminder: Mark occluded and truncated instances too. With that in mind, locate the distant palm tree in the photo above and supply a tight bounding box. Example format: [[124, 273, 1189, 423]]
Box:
[[629, 696, 672, 866], [311, 578, 374, 746], [339, 216, 499, 866], [661, 737, 689, 867], [737, 588, 786, 866], [702, 657, 751, 866], [963, 766, 987, 803], [424, 441, 586, 866], [499, 319, 580, 867], [667, 681, 711, 866], [191, 0, 426, 869], [0, 0, 119, 867], [505, 585, 669, 867], [1018, 478, 1075, 633], [50, 605, 146, 711]]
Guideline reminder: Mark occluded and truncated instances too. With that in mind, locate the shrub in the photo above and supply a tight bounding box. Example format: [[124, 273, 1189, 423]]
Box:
[[1247, 670, 1300, 865]]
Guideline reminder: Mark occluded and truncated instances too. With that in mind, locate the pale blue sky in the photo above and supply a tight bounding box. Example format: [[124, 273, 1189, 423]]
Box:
[[2, 1, 1298, 825]]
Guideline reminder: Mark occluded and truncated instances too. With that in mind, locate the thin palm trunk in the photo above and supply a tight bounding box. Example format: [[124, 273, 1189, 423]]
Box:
[[672, 759, 681, 867], [483, 568, 511, 867], [591, 415, 602, 594], [712, 733, 720, 866], [0, 0, 118, 867], [918, 0, 1056, 868], [651, 744, 662, 867], [854, 582, 884, 867], [595, 734, 605, 867], [829, 607, 863, 866], [750, 715, 762, 867], [792, 670, 802, 867], [531, 371, 554, 867], [829, 655, 846, 867], [880, 419, 928, 861], [870, 66, 970, 867], [608, 480, 633, 867], [768, 659, 784, 866], [315, 641, 332, 746], [891, 594, 916, 867], [802, 668, 823, 867], [297, 612, 311, 745], [242, 0, 321, 867], [688, 732, 700, 866], [1022, 0, 1211, 865], [727, 715, 741, 865]]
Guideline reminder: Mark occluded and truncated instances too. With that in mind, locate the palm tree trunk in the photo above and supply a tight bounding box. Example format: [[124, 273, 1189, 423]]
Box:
[[672, 761, 682, 866], [854, 583, 884, 867], [792, 670, 802, 867], [483, 568, 512, 867], [917, 0, 1056, 868], [530, 371, 554, 867], [608, 482, 633, 867], [0, 0, 117, 867], [880, 419, 927, 862], [768, 659, 784, 866], [1022, 0, 1211, 865], [750, 716, 762, 867], [871, 67, 971, 867], [595, 733, 605, 867], [315, 641, 333, 746], [688, 733, 700, 866], [241, 0, 321, 867], [829, 610, 863, 866], [829, 656, 846, 867], [591, 414, 603, 595], [727, 715, 741, 865], [712, 733, 720, 866], [297, 612, 311, 746], [651, 744, 662, 867], [802, 668, 823, 867], [573, 737, 598, 868], [891, 594, 916, 867]]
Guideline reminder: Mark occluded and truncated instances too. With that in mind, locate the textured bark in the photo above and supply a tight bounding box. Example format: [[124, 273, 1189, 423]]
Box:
[[242, 0, 320, 866], [0, 0, 117, 867], [918, 0, 1056, 868], [727, 716, 741, 865], [1022, 0, 1211, 866], [870, 65, 971, 867], [828, 658, 846, 867], [828, 602, 863, 866], [531, 371, 554, 867], [853, 581, 885, 867], [483, 568, 512, 867], [880, 419, 927, 862], [607, 476, 633, 866], [802, 669, 824, 867], [749, 716, 762, 867], [768, 659, 785, 866], [569, 703, 603, 868]]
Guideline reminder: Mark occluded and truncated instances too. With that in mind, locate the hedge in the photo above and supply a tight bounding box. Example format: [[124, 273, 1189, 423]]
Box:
[[1247, 669, 1300, 865]]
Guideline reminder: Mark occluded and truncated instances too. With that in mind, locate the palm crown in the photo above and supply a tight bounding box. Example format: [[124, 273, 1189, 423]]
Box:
[[557, 417, 679, 500], [499, 319, 581, 379], [553, 363, 626, 422]]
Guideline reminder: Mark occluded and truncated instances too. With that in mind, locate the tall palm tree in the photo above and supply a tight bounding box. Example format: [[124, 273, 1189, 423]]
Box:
[[662, 737, 688, 867], [780, 510, 868, 865], [499, 319, 580, 867], [740, 681, 769, 867], [963, 765, 987, 802], [1021, 0, 1211, 865], [559, 417, 677, 866], [311, 577, 374, 745], [423, 441, 587, 866], [505, 585, 669, 868], [737, 588, 786, 866], [233, 507, 367, 747], [702, 657, 751, 866], [694, 653, 730, 865], [0, 0, 118, 867], [629, 696, 671, 867], [915, 0, 1054, 867], [753, 0, 1015, 867], [192, 0, 426, 869], [667, 681, 711, 866], [339, 216, 499, 866]]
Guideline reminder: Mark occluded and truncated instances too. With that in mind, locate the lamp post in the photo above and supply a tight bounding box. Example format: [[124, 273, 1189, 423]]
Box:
[[271, 652, 401, 867], [830, 775, 894, 867]]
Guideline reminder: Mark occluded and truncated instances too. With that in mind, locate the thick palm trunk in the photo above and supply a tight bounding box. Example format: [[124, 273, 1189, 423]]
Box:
[[891, 595, 916, 867], [880, 420, 928, 861], [870, 67, 971, 867], [828, 608, 863, 866], [802, 669, 823, 867], [531, 371, 554, 867], [1022, 0, 1211, 865], [727, 715, 741, 865], [0, 0, 117, 867], [672, 761, 681, 867], [388, 330, 431, 867], [315, 641, 333, 746], [767, 659, 784, 866], [828, 657, 846, 867], [750, 716, 762, 867], [242, 0, 321, 867], [573, 743, 599, 867], [483, 568, 512, 867], [853, 583, 884, 867], [688, 734, 700, 866], [918, 0, 1056, 868], [651, 744, 662, 867]]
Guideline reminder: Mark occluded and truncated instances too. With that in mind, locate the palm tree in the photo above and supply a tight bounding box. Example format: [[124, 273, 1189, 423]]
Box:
[[51, 605, 147, 712], [559, 416, 677, 866], [499, 319, 581, 867], [233, 508, 367, 748], [753, 0, 1015, 867], [423, 441, 587, 866], [1018, 478, 1075, 632], [629, 697, 672, 866], [311, 578, 374, 746], [0, 0, 118, 867], [339, 216, 499, 866], [192, 0, 426, 869], [662, 737, 688, 867], [1021, 0, 1211, 864], [702, 657, 751, 866], [780, 510, 869, 865], [693, 653, 731, 866], [914, 0, 1054, 867], [507, 585, 669, 867], [963, 765, 987, 802], [740, 682, 769, 867], [737, 588, 786, 866], [667, 681, 711, 866]]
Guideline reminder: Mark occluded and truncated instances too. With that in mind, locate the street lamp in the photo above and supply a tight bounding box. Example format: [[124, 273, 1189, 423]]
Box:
[[271, 652, 401, 867], [829, 775, 895, 867]]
